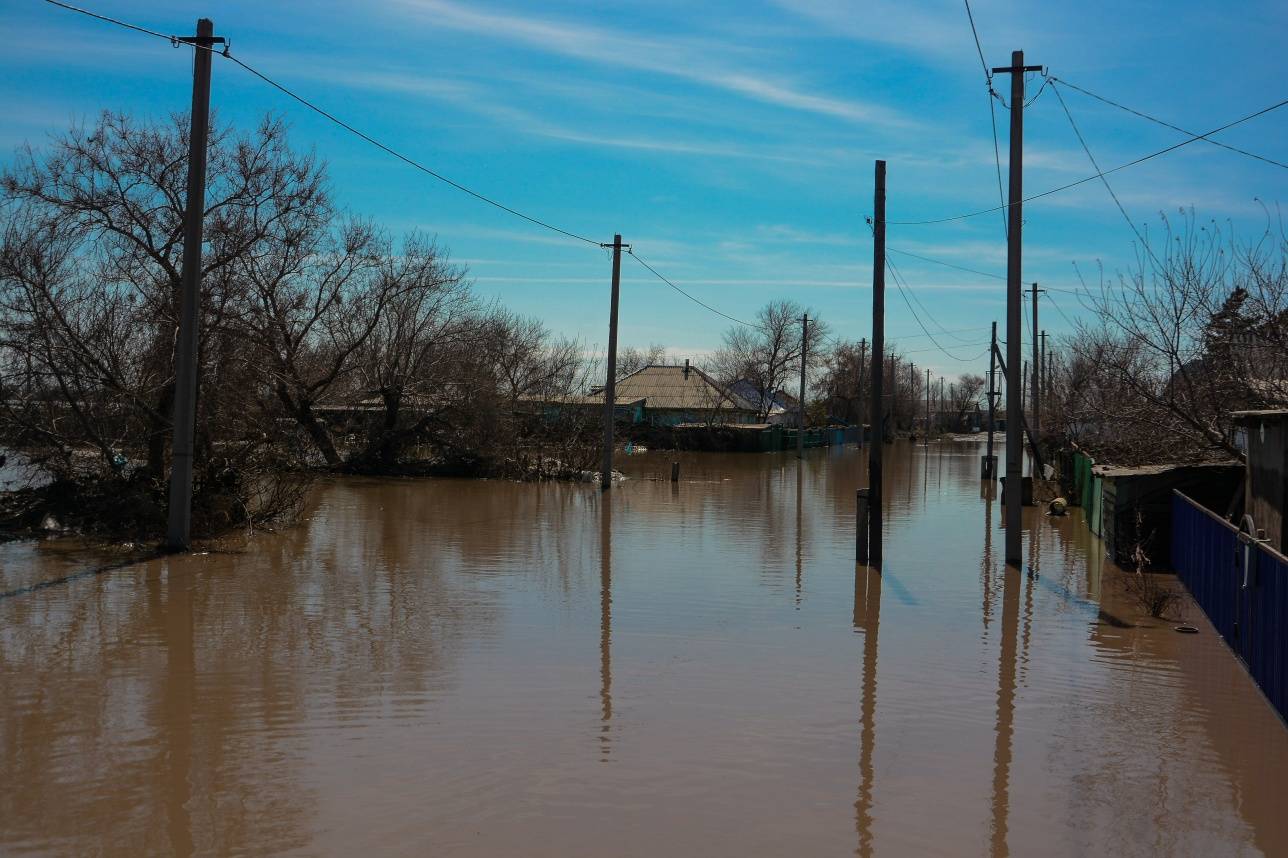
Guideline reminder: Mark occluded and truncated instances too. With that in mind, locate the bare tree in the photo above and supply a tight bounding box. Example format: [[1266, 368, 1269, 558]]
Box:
[[616, 343, 667, 379], [714, 300, 829, 422], [1065, 211, 1288, 463]]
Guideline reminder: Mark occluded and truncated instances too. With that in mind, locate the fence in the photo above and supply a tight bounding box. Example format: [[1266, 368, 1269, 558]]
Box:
[[1172, 491, 1288, 723]]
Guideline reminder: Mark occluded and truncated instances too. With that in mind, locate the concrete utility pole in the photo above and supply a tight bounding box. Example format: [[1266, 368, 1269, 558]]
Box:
[[994, 50, 1042, 565], [909, 363, 915, 435], [1031, 283, 1043, 442], [857, 337, 868, 438], [985, 321, 998, 478], [867, 159, 886, 564], [600, 234, 624, 490], [889, 357, 898, 439], [925, 368, 930, 445], [166, 18, 224, 552], [798, 314, 809, 459], [1039, 329, 1048, 409]]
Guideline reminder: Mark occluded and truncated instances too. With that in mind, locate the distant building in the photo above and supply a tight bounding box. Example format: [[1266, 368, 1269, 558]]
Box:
[[590, 364, 758, 426], [728, 380, 800, 426]]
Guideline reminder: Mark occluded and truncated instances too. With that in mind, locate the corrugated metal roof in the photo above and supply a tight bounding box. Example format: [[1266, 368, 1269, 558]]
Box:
[[597, 365, 758, 412]]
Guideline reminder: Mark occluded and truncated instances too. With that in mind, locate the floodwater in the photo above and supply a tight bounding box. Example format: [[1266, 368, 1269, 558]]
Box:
[[2, 440, 1286, 856]]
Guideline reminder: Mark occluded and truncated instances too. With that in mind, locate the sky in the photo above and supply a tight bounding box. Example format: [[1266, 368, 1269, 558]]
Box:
[[2, 0, 1286, 381]]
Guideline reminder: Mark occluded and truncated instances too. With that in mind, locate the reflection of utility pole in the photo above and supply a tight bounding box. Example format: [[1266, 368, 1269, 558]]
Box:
[[795, 468, 804, 605], [868, 160, 886, 564], [166, 18, 224, 551], [599, 495, 614, 759], [994, 49, 1043, 565], [991, 549, 1020, 853], [853, 563, 882, 858], [798, 314, 809, 459], [601, 234, 625, 490]]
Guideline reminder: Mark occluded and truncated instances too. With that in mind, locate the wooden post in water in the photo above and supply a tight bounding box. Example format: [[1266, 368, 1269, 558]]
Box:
[[670, 461, 679, 482]]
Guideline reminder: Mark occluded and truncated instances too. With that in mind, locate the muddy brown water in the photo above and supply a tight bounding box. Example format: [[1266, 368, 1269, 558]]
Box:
[[2, 440, 1286, 856]]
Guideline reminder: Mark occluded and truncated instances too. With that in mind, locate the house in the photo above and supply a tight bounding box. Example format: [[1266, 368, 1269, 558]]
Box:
[[728, 380, 801, 426], [590, 363, 759, 426]]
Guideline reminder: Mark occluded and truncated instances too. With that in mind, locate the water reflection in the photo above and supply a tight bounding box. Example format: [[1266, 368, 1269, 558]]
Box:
[[599, 493, 613, 761], [854, 562, 882, 858], [1, 442, 1286, 855]]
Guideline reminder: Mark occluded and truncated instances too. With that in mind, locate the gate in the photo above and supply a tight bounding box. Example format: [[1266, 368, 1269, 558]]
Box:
[[1172, 491, 1288, 723]]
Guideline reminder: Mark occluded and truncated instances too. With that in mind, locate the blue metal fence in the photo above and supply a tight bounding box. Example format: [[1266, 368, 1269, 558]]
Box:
[[1172, 491, 1288, 722]]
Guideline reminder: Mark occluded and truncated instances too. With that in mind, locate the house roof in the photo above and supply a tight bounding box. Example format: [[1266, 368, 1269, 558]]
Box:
[[591, 364, 758, 411], [729, 380, 798, 414]]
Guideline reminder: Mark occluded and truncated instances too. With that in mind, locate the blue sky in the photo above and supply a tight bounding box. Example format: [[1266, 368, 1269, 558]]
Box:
[[2, 0, 1286, 380]]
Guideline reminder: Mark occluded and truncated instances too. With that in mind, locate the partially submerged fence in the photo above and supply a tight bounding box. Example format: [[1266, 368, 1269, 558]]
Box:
[[1172, 491, 1288, 723]]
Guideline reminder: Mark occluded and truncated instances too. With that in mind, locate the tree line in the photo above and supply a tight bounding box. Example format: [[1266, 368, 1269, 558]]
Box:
[[0, 112, 596, 536]]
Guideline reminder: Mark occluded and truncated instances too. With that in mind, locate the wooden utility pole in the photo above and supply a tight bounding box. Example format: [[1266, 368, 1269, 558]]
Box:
[[867, 160, 886, 564], [993, 50, 1041, 565], [985, 321, 998, 478], [1031, 283, 1043, 442], [166, 18, 224, 551], [600, 234, 624, 490], [798, 314, 809, 459]]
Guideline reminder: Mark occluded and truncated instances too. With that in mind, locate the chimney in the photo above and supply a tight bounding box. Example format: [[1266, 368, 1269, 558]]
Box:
[[683, 358, 690, 380]]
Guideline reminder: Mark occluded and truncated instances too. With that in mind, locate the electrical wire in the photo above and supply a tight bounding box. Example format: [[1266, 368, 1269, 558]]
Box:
[[889, 95, 1288, 225], [1051, 76, 1288, 171], [625, 250, 768, 332], [43, 0, 604, 248], [42, 0, 174, 43], [888, 246, 1006, 281], [963, 0, 992, 84], [1049, 80, 1156, 255], [887, 259, 990, 362]]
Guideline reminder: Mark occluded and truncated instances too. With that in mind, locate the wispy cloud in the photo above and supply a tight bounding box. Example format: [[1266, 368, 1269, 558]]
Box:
[[389, 0, 911, 128]]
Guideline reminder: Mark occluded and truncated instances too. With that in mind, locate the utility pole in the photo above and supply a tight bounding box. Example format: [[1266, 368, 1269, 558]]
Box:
[[857, 337, 868, 437], [1031, 283, 1043, 442], [166, 18, 224, 552], [993, 50, 1042, 566], [1039, 329, 1048, 410], [985, 321, 997, 478], [909, 363, 915, 436], [889, 357, 898, 439], [925, 368, 930, 445], [867, 160, 886, 564], [600, 234, 624, 490], [798, 314, 809, 459]]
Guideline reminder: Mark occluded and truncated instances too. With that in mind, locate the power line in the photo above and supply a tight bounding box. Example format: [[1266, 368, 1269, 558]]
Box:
[[43, 0, 175, 43], [887, 259, 990, 362], [224, 55, 603, 247], [625, 250, 767, 332], [1051, 76, 1288, 171], [963, 0, 992, 83], [961, 1, 1009, 240], [888, 246, 1006, 281], [42, 0, 604, 248], [889, 95, 1288, 225], [1049, 80, 1158, 258]]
